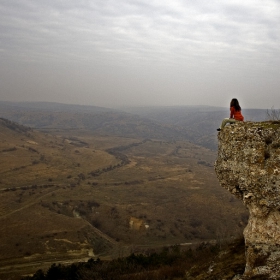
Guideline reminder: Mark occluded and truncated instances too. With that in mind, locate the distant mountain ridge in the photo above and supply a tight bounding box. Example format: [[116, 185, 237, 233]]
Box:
[[0, 101, 114, 113], [0, 101, 269, 150], [0, 104, 190, 142], [118, 106, 268, 149]]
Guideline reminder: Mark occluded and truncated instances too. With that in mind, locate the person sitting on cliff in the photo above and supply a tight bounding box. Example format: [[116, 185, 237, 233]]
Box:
[[217, 98, 244, 131]]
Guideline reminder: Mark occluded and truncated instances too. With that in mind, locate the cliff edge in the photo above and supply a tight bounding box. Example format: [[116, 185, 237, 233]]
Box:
[[215, 121, 280, 279]]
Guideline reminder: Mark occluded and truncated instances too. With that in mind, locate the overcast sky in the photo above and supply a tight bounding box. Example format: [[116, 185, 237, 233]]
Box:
[[0, 0, 279, 109]]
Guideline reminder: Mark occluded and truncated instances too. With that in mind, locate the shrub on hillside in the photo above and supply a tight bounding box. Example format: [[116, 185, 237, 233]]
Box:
[[21, 238, 245, 280]]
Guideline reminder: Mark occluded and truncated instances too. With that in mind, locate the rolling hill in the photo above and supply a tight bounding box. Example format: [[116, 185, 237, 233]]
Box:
[[0, 112, 248, 279], [0, 101, 269, 150]]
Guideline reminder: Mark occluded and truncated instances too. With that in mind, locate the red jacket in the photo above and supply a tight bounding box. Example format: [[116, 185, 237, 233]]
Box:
[[230, 106, 244, 121]]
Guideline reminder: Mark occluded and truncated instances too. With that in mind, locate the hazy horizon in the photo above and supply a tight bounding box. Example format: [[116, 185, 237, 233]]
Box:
[[0, 99, 271, 111], [1, 0, 279, 109]]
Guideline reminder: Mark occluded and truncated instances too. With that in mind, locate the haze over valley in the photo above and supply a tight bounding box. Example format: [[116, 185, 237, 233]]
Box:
[[0, 101, 270, 279]]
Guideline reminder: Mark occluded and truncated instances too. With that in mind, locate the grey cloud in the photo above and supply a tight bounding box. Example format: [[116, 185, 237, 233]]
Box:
[[0, 0, 279, 108]]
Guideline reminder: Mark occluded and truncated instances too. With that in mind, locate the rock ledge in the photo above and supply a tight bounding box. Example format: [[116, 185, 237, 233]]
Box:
[[215, 121, 280, 279]]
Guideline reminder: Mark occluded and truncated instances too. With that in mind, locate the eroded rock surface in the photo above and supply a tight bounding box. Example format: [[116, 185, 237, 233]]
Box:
[[215, 121, 280, 279]]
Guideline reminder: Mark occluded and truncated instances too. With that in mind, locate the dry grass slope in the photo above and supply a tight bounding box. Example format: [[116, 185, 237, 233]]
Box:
[[0, 118, 248, 279]]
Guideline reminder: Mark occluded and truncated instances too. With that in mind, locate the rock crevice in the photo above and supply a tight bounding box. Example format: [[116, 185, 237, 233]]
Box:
[[215, 121, 280, 279]]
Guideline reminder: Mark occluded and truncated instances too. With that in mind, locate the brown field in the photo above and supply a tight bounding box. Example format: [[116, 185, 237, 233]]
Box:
[[0, 118, 248, 279]]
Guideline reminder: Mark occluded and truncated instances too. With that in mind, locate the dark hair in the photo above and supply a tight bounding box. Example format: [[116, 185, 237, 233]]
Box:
[[230, 98, 241, 111]]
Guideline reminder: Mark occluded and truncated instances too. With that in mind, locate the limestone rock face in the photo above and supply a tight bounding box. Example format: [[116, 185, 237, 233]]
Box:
[[215, 121, 280, 279]]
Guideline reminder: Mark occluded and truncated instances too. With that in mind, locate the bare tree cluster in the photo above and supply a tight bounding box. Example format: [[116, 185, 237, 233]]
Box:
[[266, 107, 280, 121]]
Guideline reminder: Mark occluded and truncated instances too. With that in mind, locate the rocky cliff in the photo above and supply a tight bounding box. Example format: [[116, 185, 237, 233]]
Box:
[[215, 121, 280, 279]]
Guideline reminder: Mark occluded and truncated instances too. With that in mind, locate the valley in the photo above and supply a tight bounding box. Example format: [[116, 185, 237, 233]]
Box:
[[0, 104, 250, 279]]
